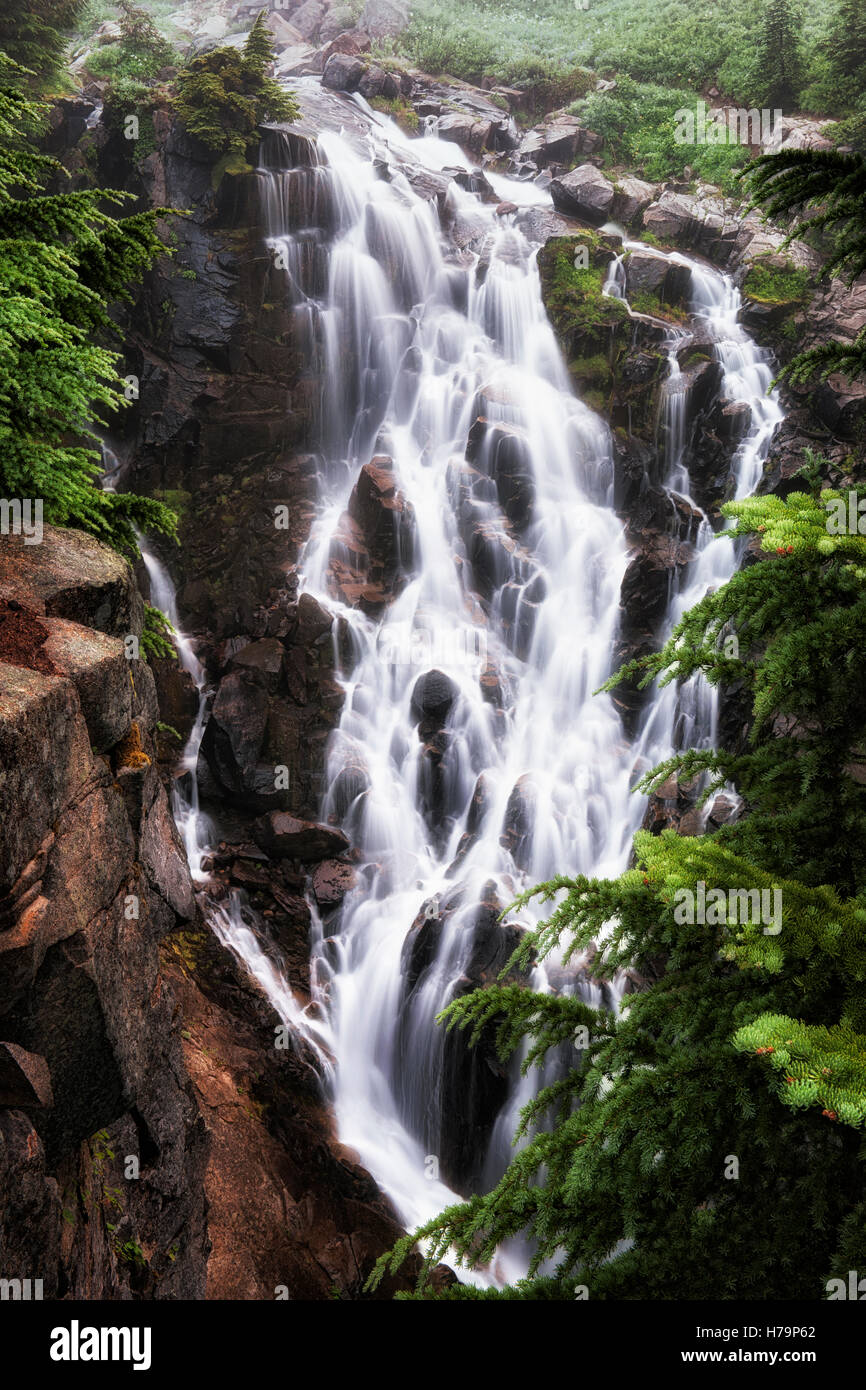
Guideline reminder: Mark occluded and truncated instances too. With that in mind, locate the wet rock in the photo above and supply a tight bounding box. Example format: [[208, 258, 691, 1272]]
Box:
[[200, 670, 272, 807], [500, 773, 537, 871], [311, 859, 357, 907], [347, 457, 415, 577], [514, 206, 575, 244], [643, 190, 739, 264], [322, 52, 365, 91], [229, 637, 286, 692], [466, 415, 535, 531], [150, 656, 200, 748], [625, 249, 668, 295], [410, 669, 459, 727], [550, 164, 615, 224], [252, 811, 350, 862], [400, 883, 530, 1189], [619, 533, 696, 645]]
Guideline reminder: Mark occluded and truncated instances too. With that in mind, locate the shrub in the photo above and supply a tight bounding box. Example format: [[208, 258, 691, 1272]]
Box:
[[173, 12, 300, 185]]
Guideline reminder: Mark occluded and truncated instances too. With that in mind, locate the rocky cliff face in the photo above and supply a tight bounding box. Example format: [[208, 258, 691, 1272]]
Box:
[[0, 526, 425, 1300], [0, 525, 207, 1298]]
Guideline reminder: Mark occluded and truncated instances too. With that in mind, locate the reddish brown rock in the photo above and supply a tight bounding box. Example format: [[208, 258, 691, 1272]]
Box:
[[253, 811, 350, 862]]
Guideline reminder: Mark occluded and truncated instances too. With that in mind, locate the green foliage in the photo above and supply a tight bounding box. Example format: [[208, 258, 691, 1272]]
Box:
[[823, 0, 866, 109], [743, 148, 866, 382], [368, 94, 419, 134], [394, 0, 838, 116], [173, 12, 300, 184], [610, 484, 866, 892], [371, 462, 866, 1300], [734, 1016, 866, 1126], [742, 256, 810, 307], [86, 0, 176, 82], [141, 604, 176, 662], [0, 52, 176, 557], [748, 0, 803, 109], [0, 1, 84, 87], [572, 78, 745, 189]]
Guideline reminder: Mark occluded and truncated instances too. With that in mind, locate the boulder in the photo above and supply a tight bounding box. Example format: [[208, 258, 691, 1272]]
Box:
[[39, 617, 133, 753], [290, 0, 327, 41], [229, 637, 286, 692], [359, 0, 409, 37], [252, 812, 350, 862], [322, 52, 365, 91], [517, 114, 601, 168], [624, 249, 668, 295], [311, 858, 357, 906], [437, 112, 493, 153], [358, 65, 387, 100], [0, 662, 92, 894], [0, 524, 143, 638], [499, 773, 537, 871], [410, 669, 459, 727], [550, 164, 615, 224], [612, 176, 657, 227]]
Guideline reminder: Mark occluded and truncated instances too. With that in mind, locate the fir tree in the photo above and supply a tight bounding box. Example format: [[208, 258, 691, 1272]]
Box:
[[173, 12, 300, 186], [0, 53, 176, 556], [750, 0, 803, 111], [824, 0, 866, 109], [369, 480, 866, 1300], [0, 0, 83, 87]]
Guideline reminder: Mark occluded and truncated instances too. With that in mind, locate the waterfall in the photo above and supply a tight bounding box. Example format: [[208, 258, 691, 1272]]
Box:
[[137, 100, 784, 1287], [251, 103, 785, 1280], [137, 543, 332, 1075]]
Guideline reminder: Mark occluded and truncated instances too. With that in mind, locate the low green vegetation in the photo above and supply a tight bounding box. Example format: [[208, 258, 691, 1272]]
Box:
[[369, 94, 419, 133], [537, 235, 628, 353], [572, 79, 746, 190], [393, 0, 839, 107], [743, 257, 811, 307]]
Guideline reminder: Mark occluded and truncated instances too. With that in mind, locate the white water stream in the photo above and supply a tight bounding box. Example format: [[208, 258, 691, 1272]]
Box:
[[142, 104, 784, 1286]]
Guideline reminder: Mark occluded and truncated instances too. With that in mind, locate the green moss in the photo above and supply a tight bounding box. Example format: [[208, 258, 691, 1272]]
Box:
[[540, 237, 627, 333], [743, 257, 811, 307], [369, 94, 420, 133], [569, 353, 613, 388], [630, 289, 689, 324]]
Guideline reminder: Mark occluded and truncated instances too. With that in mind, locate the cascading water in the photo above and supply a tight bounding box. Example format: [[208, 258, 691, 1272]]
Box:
[[137, 542, 331, 1072], [251, 99, 786, 1282], [133, 95, 784, 1286]]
